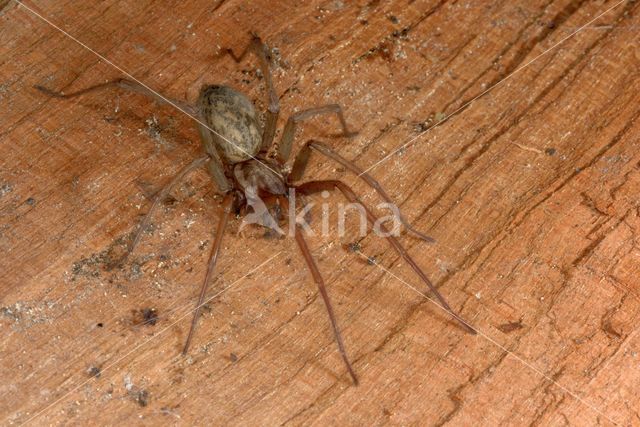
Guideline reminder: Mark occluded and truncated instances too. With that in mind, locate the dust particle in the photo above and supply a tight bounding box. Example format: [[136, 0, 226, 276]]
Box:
[[141, 308, 158, 326], [0, 183, 13, 197], [87, 366, 101, 378], [124, 374, 150, 407], [135, 389, 150, 407], [497, 320, 524, 333], [346, 242, 361, 253], [413, 122, 429, 133]]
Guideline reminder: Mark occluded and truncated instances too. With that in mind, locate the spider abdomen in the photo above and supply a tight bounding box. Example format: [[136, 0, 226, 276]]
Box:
[[198, 85, 262, 163]]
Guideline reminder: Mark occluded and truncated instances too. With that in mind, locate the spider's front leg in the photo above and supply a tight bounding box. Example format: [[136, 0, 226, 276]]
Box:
[[183, 193, 234, 355], [290, 140, 435, 243], [278, 196, 359, 385], [294, 179, 477, 336]]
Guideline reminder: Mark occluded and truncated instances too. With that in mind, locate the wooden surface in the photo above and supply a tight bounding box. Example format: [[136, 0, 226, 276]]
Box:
[[2, 0, 640, 425]]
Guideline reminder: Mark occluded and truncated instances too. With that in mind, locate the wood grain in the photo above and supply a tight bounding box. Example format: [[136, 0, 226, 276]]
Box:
[[1, 0, 639, 425]]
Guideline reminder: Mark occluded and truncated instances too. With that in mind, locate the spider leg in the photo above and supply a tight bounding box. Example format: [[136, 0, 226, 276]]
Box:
[[112, 156, 210, 268], [278, 196, 358, 385], [277, 105, 358, 163], [290, 140, 434, 243], [224, 34, 279, 153], [183, 193, 234, 355], [34, 78, 198, 116], [294, 180, 477, 335], [197, 123, 232, 193]]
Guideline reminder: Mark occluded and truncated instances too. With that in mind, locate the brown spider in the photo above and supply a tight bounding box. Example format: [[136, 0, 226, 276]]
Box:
[[35, 34, 475, 385]]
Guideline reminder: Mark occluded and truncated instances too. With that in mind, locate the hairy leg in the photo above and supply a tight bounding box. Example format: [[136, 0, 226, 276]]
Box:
[[295, 180, 476, 335], [111, 156, 210, 268], [197, 123, 232, 193], [290, 140, 434, 243], [279, 196, 358, 385], [224, 34, 280, 152], [183, 193, 234, 354], [277, 105, 357, 163], [35, 78, 197, 116]]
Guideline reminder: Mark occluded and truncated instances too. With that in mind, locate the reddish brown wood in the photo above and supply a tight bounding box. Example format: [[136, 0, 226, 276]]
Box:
[[1, 0, 640, 425]]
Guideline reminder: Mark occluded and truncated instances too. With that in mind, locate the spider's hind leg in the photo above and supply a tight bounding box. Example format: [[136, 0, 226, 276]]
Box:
[[277, 105, 358, 163], [109, 156, 209, 269], [34, 78, 197, 116], [223, 34, 279, 152]]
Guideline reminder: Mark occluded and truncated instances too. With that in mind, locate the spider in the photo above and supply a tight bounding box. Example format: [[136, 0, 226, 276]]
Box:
[[35, 34, 475, 385]]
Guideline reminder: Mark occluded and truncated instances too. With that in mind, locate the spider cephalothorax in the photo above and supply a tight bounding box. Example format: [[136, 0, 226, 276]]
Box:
[[35, 34, 475, 385]]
